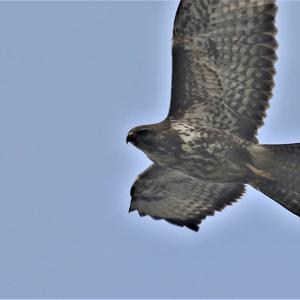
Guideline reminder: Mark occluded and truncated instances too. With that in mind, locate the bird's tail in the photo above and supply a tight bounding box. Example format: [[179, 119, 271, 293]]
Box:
[[248, 143, 300, 216]]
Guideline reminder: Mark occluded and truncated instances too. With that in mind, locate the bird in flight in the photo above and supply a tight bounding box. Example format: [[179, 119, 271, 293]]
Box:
[[126, 0, 300, 231]]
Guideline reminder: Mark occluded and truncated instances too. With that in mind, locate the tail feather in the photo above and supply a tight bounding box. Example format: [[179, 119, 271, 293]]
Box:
[[249, 143, 300, 216]]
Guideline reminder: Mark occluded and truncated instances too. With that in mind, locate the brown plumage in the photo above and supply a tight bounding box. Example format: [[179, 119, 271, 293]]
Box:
[[127, 0, 300, 231]]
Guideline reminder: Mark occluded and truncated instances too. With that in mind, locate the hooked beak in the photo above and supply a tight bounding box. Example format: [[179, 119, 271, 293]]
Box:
[[126, 131, 136, 144]]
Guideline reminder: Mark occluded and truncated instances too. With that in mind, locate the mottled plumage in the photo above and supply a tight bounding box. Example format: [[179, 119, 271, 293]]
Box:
[[127, 0, 300, 231], [129, 164, 245, 231], [170, 0, 277, 142]]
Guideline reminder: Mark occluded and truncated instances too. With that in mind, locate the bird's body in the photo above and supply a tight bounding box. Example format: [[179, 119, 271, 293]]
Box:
[[130, 120, 253, 183], [168, 120, 253, 182], [127, 0, 300, 231]]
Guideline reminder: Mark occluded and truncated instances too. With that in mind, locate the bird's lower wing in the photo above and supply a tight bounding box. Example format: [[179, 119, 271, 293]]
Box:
[[129, 164, 245, 231]]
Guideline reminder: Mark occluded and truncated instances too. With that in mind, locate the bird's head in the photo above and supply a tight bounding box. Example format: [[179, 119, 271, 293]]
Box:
[[126, 125, 156, 149], [126, 121, 180, 166]]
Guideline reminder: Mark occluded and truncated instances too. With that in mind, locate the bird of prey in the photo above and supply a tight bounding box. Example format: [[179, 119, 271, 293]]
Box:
[[126, 0, 300, 231]]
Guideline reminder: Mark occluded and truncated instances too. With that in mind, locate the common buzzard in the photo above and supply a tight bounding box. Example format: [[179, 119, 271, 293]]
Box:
[[126, 0, 300, 231]]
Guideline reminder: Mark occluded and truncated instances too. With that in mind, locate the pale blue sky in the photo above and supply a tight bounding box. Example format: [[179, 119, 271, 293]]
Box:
[[0, 1, 299, 298]]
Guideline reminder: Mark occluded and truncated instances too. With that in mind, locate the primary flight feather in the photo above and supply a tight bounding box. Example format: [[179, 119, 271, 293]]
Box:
[[127, 0, 300, 231]]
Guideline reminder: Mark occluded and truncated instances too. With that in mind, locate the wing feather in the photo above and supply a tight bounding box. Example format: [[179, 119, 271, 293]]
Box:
[[168, 0, 277, 141], [129, 164, 245, 231]]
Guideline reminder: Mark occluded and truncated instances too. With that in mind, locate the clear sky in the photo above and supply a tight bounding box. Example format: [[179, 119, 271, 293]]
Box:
[[0, 1, 300, 298]]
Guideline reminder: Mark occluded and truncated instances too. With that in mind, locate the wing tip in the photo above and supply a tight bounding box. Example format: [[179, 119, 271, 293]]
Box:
[[166, 218, 200, 232], [185, 223, 199, 232], [128, 207, 134, 213]]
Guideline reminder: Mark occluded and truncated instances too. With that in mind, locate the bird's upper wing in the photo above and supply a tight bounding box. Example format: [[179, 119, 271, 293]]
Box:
[[168, 0, 277, 141], [129, 164, 245, 231]]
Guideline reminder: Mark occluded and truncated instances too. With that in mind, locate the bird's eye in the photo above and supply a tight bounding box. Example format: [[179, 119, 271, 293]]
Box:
[[138, 129, 150, 136]]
